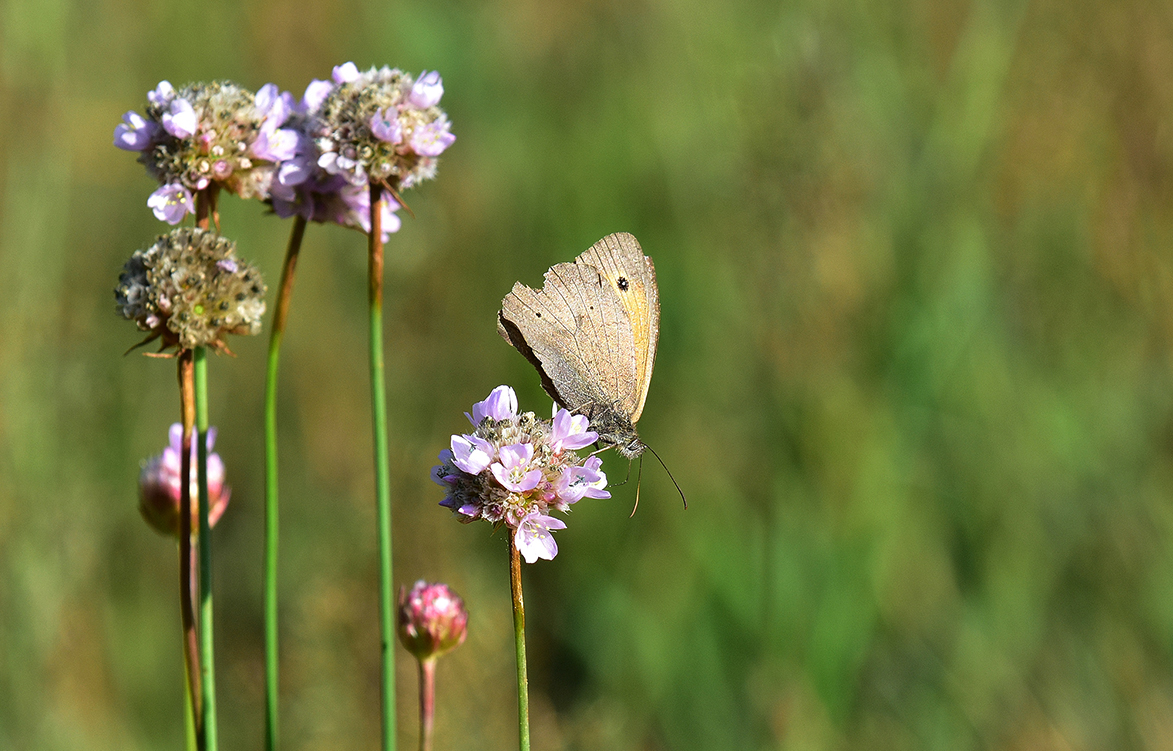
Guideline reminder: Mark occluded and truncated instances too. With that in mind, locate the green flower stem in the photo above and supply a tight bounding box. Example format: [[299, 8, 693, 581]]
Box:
[[417, 658, 436, 751], [194, 347, 219, 751], [509, 537, 531, 751], [184, 675, 198, 751], [178, 351, 203, 750], [368, 184, 397, 751], [263, 214, 307, 751]]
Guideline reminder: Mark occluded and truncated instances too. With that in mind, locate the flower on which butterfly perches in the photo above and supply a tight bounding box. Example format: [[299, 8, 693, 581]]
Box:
[[433, 386, 610, 563], [114, 80, 298, 224]]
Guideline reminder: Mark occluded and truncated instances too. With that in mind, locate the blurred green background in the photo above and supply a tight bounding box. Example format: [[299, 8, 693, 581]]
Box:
[[4, 0, 1173, 747]]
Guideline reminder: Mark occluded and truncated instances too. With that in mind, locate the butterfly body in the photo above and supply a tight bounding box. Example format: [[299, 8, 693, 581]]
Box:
[[498, 232, 659, 458]]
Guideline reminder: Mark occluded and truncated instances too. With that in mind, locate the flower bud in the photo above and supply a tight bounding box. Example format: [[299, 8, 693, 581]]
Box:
[[139, 423, 230, 537], [396, 581, 468, 661]]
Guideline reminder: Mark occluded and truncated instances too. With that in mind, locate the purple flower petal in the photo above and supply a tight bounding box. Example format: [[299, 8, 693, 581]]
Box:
[[409, 118, 455, 157], [370, 107, 403, 144], [333, 62, 360, 84], [466, 385, 518, 425], [148, 81, 176, 108], [162, 98, 197, 139], [301, 80, 331, 115], [147, 184, 195, 224], [491, 443, 541, 492], [409, 71, 444, 108], [255, 83, 291, 126], [549, 408, 597, 452], [114, 111, 159, 151], [253, 125, 299, 162], [451, 434, 494, 475], [515, 513, 567, 563]]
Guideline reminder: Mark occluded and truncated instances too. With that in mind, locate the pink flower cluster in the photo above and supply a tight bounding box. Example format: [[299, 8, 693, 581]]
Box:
[[433, 386, 609, 563], [113, 64, 454, 242], [139, 423, 230, 537], [396, 580, 469, 661], [115, 80, 298, 224], [268, 63, 455, 241]]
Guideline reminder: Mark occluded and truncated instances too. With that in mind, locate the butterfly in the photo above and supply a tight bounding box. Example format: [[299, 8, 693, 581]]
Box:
[[497, 231, 659, 460]]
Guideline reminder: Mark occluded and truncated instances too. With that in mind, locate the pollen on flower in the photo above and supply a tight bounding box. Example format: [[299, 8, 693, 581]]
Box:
[[432, 386, 609, 563], [115, 228, 267, 352]]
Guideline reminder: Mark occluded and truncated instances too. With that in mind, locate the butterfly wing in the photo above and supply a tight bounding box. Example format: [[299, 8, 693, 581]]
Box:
[[498, 260, 638, 420], [572, 233, 660, 423]]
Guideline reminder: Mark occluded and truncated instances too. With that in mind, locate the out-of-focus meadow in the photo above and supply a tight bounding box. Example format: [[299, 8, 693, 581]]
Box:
[[3, 0, 1173, 748]]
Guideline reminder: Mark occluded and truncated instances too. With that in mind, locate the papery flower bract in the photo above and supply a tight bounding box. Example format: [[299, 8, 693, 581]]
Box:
[[115, 228, 266, 352], [139, 423, 231, 538], [433, 386, 608, 562], [397, 581, 469, 661]]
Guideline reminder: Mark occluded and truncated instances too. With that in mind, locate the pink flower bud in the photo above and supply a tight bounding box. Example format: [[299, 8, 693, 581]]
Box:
[[396, 581, 468, 661], [138, 423, 230, 538]]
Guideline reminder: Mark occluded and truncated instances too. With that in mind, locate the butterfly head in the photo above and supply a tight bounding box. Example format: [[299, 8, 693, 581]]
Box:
[[587, 409, 645, 459]]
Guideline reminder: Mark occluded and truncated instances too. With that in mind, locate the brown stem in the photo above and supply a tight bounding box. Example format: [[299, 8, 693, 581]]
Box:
[[195, 187, 220, 232], [418, 658, 436, 751], [369, 184, 384, 307], [178, 350, 204, 749], [272, 215, 307, 335]]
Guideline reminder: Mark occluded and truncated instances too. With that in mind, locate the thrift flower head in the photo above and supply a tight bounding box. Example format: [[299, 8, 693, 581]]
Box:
[[115, 228, 266, 352], [115, 80, 298, 223], [267, 75, 402, 241], [433, 386, 610, 563], [304, 63, 454, 191], [396, 581, 469, 661], [140, 423, 230, 537]]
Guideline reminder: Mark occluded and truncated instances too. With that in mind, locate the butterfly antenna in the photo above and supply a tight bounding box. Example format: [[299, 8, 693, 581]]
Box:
[[646, 444, 687, 510], [629, 455, 644, 518]]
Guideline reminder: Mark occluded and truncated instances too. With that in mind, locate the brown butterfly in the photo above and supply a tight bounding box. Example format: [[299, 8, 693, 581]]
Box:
[[498, 231, 660, 458]]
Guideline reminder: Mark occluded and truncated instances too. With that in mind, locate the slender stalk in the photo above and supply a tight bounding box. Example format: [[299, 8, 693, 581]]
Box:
[[194, 347, 219, 750], [368, 183, 397, 751], [263, 215, 308, 751], [178, 351, 204, 750], [195, 185, 220, 232], [509, 537, 531, 751], [184, 675, 198, 751], [417, 659, 436, 751]]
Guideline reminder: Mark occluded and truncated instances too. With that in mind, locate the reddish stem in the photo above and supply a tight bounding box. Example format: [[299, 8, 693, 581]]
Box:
[[178, 350, 203, 748], [418, 658, 436, 751]]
